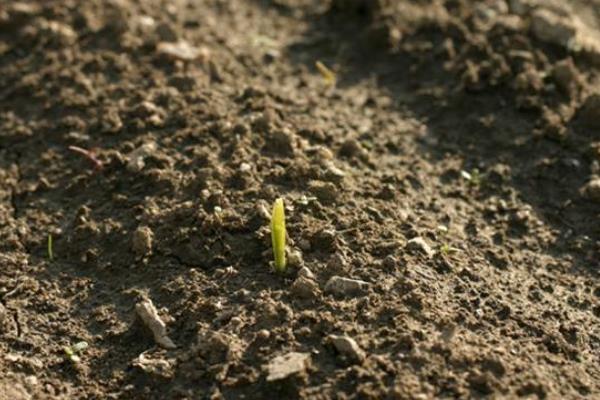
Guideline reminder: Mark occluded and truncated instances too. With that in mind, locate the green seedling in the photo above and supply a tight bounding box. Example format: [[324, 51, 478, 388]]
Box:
[[315, 61, 336, 87], [271, 198, 287, 273], [63, 341, 88, 363], [48, 234, 54, 261], [437, 225, 460, 255], [461, 168, 482, 187], [440, 243, 457, 255]]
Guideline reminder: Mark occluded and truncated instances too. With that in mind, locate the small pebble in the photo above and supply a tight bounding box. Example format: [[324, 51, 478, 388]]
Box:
[[132, 226, 153, 257], [287, 249, 304, 268], [266, 352, 311, 381], [298, 266, 316, 280], [406, 237, 434, 258], [581, 177, 600, 202], [324, 276, 370, 297], [382, 255, 397, 269], [328, 334, 366, 363], [291, 276, 320, 299], [256, 329, 271, 340], [530, 9, 576, 47], [157, 40, 210, 62], [309, 181, 339, 205]]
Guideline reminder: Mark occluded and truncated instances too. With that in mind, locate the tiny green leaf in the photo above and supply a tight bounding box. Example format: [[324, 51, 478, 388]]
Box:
[[63, 341, 88, 363], [315, 61, 336, 87], [271, 198, 286, 273], [48, 234, 54, 261]]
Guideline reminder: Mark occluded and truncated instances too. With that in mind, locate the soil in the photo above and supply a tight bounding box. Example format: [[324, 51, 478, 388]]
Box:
[[1, 0, 600, 399]]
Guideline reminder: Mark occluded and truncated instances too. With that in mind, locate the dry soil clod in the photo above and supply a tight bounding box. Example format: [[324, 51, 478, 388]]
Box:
[[157, 40, 210, 63], [132, 351, 175, 379], [406, 237, 435, 258], [132, 226, 153, 257], [324, 276, 370, 296], [328, 335, 366, 363], [291, 276, 320, 299], [135, 298, 176, 349], [266, 352, 311, 382], [581, 177, 600, 202]]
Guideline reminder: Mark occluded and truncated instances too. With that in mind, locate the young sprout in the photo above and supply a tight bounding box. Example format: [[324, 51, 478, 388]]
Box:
[[437, 225, 460, 255], [48, 234, 54, 261], [315, 61, 336, 87], [271, 198, 287, 273], [461, 168, 482, 187], [63, 341, 88, 363]]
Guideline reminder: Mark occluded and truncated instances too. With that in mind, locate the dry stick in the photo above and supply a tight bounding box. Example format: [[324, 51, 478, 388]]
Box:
[[68, 145, 103, 170]]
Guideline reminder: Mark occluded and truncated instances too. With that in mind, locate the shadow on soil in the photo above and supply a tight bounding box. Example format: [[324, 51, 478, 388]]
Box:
[[257, 0, 599, 278]]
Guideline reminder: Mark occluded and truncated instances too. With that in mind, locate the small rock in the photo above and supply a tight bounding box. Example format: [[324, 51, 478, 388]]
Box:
[[553, 58, 582, 95], [382, 255, 397, 269], [299, 239, 311, 251], [378, 184, 395, 200], [266, 352, 311, 381], [101, 108, 123, 134], [256, 329, 271, 340], [324, 276, 370, 296], [530, 9, 576, 47], [265, 128, 296, 157], [314, 146, 335, 162], [326, 253, 348, 274], [157, 40, 210, 62], [578, 93, 600, 128], [406, 237, 434, 258], [312, 228, 338, 252], [309, 181, 338, 205], [132, 351, 175, 379], [0, 302, 5, 324], [239, 162, 252, 173], [255, 201, 271, 221], [508, 0, 535, 14], [195, 331, 242, 364], [127, 142, 157, 172], [41, 20, 77, 43], [23, 376, 37, 390], [287, 249, 304, 268], [581, 178, 600, 202], [328, 335, 366, 363], [339, 138, 368, 160], [135, 298, 176, 349], [132, 226, 153, 257], [322, 162, 346, 184], [155, 22, 177, 42], [9, 2, 41, 16], [291, 276, 320, 299], [298, 266, 316, 280]]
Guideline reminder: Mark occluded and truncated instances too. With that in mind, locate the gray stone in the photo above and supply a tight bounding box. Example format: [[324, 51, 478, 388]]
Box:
[[324, 276, 369, 296], [329, 335, 366, 363], [291, 276, 320, 299], [406, 237, 434, 258], [531, 9, 576, 47], [135, 298, 176, 349], [266, 352, 310, 381], [297, 266, 316, 280], [132, 226, 153, 257], [581, 178, 600, 202]]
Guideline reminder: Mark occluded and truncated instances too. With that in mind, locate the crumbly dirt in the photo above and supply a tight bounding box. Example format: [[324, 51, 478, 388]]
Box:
[[1, 0, 600, 399]]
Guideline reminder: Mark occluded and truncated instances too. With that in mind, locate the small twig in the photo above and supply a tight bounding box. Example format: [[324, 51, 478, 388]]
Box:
[[68, 145, 103, 170]]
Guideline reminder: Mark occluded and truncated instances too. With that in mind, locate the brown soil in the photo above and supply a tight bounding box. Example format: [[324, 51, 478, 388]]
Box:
[[1, 0, 600, 399]]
